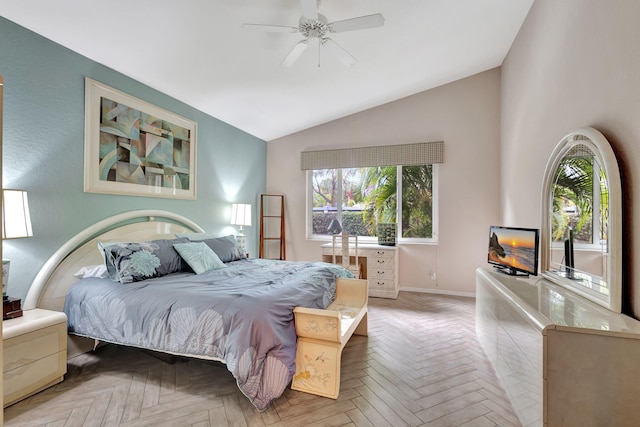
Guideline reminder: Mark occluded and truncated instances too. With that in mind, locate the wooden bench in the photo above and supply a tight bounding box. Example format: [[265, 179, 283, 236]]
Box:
[[291, 278, 368, 399]]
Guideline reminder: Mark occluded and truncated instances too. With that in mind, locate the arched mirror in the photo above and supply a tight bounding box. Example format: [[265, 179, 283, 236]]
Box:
[[540, 128, 622, 313]]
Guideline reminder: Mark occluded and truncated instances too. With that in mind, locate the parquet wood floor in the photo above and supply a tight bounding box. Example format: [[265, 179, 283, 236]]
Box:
[[4, 292, 521, 427]]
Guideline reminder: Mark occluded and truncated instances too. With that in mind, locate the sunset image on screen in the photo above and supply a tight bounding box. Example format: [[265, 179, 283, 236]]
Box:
[[488, 226, 538, 273]]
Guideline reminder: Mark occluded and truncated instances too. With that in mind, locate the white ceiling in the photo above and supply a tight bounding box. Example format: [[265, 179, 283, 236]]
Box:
[[1, 0, 533, 141]]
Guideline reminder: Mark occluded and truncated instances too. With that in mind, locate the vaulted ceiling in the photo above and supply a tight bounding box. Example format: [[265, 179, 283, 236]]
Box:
[[1, 0, 533, 141]]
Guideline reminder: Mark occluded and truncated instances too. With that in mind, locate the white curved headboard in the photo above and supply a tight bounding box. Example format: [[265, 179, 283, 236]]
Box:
[[24, 210, 205, 312]]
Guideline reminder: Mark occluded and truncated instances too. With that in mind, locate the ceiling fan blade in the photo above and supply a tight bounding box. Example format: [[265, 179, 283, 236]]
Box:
[[329, 13, 385, 33], [281, 40, 309, 67], [241, 23, 299, 33], [322, 38, 356, 67], [300, 0, 318, 20]]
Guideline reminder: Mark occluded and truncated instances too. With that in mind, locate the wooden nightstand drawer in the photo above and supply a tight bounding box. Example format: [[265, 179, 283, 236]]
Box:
[[4, 350, 66, 407], [3, 308, 68, 407], [4, 322, 66, 371]]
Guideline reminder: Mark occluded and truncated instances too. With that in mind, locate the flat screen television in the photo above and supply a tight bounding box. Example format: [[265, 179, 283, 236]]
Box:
[[487, 225, 539, 276]]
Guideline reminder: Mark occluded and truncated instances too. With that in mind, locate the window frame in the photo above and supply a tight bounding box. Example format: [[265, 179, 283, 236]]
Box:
[[306, 164, 439, 244]]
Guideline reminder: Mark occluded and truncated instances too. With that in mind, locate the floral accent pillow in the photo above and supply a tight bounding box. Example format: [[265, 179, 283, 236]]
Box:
[[173, 242, 226, 274], [98, 238, 190, 284]]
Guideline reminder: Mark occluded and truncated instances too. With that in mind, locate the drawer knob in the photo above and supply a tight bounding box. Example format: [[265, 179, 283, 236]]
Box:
[[377, 271, 385, 275], [377, 260, 385, 264], [377, 282, 384, 286], [377, 251, 385, 255]]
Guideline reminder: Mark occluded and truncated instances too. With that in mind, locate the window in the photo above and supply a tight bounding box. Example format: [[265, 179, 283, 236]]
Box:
[[551, 154, 607, 248], [309, 165, 437, 242]]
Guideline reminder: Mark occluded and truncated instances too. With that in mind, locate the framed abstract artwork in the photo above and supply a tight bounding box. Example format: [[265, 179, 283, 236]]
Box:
[[84, 78, 197, 200]]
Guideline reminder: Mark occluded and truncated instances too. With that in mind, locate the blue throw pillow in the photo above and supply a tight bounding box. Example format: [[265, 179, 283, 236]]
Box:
[[180, 234, 246, 262], [175, 232, 219, 240], [173, 241, 226, 274]]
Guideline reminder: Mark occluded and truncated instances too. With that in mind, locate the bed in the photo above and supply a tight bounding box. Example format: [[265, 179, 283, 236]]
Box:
[[23, 210, 367, 411]]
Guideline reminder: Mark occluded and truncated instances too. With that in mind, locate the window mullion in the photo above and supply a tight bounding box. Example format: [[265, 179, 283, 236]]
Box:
[[593, 162, 601, 243], [337, 169, 343, 222], [397, 165, 402, 238]]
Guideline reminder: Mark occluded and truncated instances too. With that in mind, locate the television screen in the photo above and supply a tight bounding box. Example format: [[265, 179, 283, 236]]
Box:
[[488, 225, 539, 276]]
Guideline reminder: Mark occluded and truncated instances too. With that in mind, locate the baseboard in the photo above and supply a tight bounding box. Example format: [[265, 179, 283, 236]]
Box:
[[399, 286, 475, 298]]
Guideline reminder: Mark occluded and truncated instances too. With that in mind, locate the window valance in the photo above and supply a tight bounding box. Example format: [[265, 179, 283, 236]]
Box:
[[300, 141, 444, 170]]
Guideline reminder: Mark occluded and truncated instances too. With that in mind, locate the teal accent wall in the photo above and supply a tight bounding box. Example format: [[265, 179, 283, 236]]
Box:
[[0, 17, 267, 300]]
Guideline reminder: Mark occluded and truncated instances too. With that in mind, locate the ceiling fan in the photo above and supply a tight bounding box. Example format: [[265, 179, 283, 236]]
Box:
[[242, 0, 385, 67]]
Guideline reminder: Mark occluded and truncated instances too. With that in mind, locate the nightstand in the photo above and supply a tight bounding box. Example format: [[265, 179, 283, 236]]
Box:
[[3, 308, 67, 407]]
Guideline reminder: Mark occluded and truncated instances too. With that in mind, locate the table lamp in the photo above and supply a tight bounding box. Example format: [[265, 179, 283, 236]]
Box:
[[230, 203, 252, 252], [2, 189, 33, 317], [327, 219, 342, 235]]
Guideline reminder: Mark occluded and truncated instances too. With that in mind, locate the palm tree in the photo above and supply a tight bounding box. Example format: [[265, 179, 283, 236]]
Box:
[[551, 156, 594, 242], [360, 165, 433, 238], [361, 166, 396, 234], [402, 165, 433, 238]]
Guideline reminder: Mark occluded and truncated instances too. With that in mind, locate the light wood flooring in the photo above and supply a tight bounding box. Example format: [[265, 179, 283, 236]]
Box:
[[4, 292, 521, 427]]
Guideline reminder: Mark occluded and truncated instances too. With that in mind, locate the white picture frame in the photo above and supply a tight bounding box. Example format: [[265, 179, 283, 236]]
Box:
[[84, 78, 197, 200]]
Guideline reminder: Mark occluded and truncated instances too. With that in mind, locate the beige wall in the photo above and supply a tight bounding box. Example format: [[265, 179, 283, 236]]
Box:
[[502, 0, 640, 316], [267, 69, 501, 295]]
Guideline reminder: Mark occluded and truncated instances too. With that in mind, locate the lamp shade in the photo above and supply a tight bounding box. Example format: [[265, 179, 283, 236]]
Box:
[[230, 203, 252, 227], [2, 189, 33, 239], [327, 219, 342, 235]]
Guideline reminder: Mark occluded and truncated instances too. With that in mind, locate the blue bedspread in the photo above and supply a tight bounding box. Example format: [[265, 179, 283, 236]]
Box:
[[64, 259, 352, 410]]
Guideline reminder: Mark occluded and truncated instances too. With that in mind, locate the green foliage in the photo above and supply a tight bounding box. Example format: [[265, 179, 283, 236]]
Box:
[[311, 165, 434, 239], [552, 157, 594, 242], [401, 165, 433, 238], [312, 212, 371, 236], [361, 166, 397, 235], [343, 211, 371, 236], [311, 169, 338, 207]]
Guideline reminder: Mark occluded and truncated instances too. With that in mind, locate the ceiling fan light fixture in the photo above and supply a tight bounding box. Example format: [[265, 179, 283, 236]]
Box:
[[243, 0, 384, 68], [298, 14, 328, 38]]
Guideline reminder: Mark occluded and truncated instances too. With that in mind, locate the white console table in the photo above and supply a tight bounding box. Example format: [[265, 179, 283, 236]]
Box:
[[321, 243, 398, 298], [476, 267, 640, 426]]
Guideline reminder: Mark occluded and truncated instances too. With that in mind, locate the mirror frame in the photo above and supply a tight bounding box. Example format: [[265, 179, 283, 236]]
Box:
[[540, 127, 622, 313]]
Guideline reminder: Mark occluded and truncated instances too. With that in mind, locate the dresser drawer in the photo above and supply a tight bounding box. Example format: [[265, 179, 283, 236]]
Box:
[[321, 243, 398, 299], [368, 267, 395, 280], [368, 256, 394, 269], [4, 350, 66, 407], [369, 278, 395, 290], [3, 309, 68, 407], [367, 248, 395, 260], [4, 322, 66, 372]]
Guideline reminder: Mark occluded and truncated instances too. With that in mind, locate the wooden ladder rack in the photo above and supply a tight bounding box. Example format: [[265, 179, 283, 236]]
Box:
[[259, 194, 286, 260]]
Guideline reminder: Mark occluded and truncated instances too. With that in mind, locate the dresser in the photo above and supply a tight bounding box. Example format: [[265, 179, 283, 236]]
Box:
[[3, 308, 67, 407], [476, 267, 640, 426], [321, 243, 398, 298]]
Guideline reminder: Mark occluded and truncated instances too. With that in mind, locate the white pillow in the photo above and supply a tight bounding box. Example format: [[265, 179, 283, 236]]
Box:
[[73, 264, 108, 279]]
